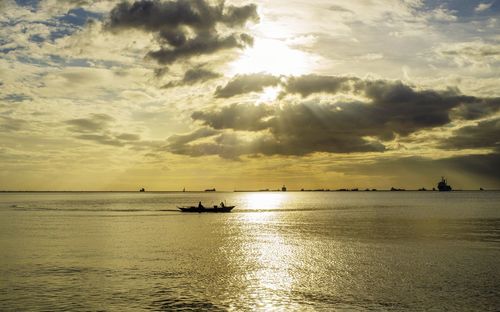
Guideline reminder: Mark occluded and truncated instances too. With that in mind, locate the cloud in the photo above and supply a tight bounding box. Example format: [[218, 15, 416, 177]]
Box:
[[181, 67, 220, 83], [451, 96, 500, 120], [283, 75, 500, 125], [441, 118, 500, 151], [66, 113, 115, 133], [328, 5, 352, 13], [65, 113, 141, 146], [146, 32, 253, 64], [285, 75, 356, 98], [436, 41, 500, 67], [105, 0, 258, 65], [191, 103, 272, 131], [475, 2, 493, 12], [214, 73, 281, 98], [1, 93, 33, 103], [165, 127, 220, 155], [163, 67, 221, 88], [116, 133, 141, 141], [163, 75, 500, 158], [0, 116, 28, 132], [172, 101, 390, 157], [166, 127, 219, 146], [215, 75, 500, 126], [426, 7, 457, 22], [74, 133, 126, 146]]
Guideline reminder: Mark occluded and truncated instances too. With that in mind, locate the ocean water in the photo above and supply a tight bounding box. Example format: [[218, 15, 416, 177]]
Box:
[[0, 191, 499, 311]]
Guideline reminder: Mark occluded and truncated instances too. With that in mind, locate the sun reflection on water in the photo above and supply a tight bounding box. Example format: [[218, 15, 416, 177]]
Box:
[[236, 192, 302, 309], [241, 192, 288, 211]]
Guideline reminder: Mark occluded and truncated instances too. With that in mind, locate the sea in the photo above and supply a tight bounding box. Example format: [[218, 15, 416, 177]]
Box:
[[0, 191, 499, 311]]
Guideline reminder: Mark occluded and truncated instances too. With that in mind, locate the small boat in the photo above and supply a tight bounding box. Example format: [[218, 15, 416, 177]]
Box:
[[177, 204, 235, 213]]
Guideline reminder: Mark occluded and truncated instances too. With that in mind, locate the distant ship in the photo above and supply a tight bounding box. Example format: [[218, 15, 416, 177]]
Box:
[[204, 188, 216, 192], [437, 177, 452, 192], [139, 188, 145, 192], [281, 185, 287, 192]]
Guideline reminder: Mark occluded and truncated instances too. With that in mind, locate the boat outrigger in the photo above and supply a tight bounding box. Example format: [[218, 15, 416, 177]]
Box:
[[177, 202, 235, 213]]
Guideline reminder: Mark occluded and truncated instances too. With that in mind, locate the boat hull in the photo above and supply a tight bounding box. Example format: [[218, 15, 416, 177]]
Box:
[[177, 206, 235, 213]]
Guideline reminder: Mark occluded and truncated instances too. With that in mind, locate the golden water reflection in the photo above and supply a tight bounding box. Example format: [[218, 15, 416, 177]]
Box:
[[236, 194, 302, 310], [241, 192, 288, 211]]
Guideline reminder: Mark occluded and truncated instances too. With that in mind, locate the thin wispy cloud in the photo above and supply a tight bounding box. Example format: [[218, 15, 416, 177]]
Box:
[[475, 2, 494, 12]]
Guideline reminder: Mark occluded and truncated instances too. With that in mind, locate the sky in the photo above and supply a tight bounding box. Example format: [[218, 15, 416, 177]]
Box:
[[0, 0, 499, 191]]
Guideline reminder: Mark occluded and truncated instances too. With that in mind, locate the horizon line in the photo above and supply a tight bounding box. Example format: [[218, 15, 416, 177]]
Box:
[[0, 189, 498, 193]]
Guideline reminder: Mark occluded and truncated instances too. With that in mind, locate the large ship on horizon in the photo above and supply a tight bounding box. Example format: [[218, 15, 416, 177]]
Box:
[[437, 177, 452, 192]]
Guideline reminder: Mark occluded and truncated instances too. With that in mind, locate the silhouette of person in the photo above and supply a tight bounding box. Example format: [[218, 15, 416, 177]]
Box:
[[198, 201, 204, 208], [220, 201, 225, 208]]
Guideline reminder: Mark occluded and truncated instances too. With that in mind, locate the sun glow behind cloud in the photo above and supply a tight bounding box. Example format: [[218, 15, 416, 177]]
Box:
[[258, 86, 281, 103], [230, 38, 313, 76]]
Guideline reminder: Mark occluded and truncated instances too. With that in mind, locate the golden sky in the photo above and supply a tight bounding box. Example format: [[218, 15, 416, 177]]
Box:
[[1, 0, 499, 190]]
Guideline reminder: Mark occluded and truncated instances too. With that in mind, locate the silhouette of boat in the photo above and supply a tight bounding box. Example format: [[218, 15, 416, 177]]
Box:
[[437, 177, 452, 192], [139, 188, 145, 192], [177, 204, 235, 213]]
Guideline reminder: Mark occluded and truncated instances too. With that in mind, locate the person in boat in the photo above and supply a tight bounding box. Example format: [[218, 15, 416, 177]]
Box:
[[198, 201, 204, 209], [220, 201, 225, 208]]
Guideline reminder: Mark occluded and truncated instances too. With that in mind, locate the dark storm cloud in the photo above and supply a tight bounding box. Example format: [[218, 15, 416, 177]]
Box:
[[164, 130, 283, 159], [164, 75, 500, 158], [216, 75, 500, 125], [167, 133, 244, 159], [163, 67, 221, 88], [173, 101, 389, 157], [282, 76, 500, 128], [285, 75, 356, 97], [65, 114, 141, 147], [164, 127, 384, 159], [214, 73, 281, 98], [106, 0, 258, 64], [107, 0, 258, 31], [352, 80, 460, 135], [192, 103, 272, 131], [182, 67, 220, 83], [147, 32, 253, 64], [451, 97, 500, 120], [165, 127, 220, 155], [441, 118, 500, 150]]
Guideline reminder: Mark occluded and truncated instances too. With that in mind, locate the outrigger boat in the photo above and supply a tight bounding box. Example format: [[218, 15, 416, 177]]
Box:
[[177, 203, 235, 213]]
